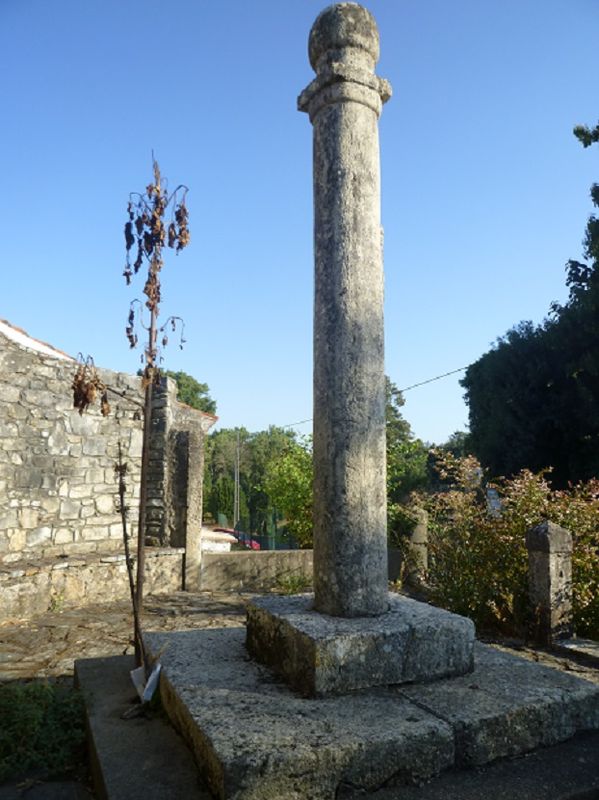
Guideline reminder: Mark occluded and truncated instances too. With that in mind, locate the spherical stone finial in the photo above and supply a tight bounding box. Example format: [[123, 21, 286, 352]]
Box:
[[308, 3, 380, 72]]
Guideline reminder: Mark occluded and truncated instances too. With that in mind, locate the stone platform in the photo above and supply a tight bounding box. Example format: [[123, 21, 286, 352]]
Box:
[[246, 593, 475, 696], [145, 625, 599, 800]]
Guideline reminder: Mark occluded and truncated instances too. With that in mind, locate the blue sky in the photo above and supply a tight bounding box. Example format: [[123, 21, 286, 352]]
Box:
[[2, 0, 596, 443]]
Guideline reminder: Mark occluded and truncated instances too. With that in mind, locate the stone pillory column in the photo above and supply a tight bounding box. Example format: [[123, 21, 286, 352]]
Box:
[[245, 4, 475, 697], [298, 2, 392, 617]]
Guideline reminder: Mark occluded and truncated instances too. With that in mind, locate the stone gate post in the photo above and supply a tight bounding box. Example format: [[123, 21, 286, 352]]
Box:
[[526, 520, 573, 645], [406, 508, 428, 585]]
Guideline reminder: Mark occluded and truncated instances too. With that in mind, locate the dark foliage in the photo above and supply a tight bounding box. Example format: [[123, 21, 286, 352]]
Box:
[[0, 682, 85, 783], [462, 123, 599, 486]]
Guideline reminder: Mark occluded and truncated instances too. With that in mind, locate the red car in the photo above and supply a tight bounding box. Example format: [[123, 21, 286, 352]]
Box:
[[213, 527, 261, 550]]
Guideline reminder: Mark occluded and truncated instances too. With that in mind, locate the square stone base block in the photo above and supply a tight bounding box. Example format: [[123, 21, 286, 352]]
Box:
[[246, 593, 475, 696], [145, 628, 599, 800]]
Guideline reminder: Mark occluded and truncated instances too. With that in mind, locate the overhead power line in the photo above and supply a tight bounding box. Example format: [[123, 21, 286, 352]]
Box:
[[282, 417, 313, 429], [399, 366, 468, 393], [281, 365, 469, 429]]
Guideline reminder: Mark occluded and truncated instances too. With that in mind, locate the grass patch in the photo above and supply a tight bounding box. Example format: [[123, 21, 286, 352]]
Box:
[[275, 573, 312, 595], [0, 680, 86, 783]]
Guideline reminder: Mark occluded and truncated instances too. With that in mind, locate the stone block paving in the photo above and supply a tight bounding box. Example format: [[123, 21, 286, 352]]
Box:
[[0, 591, 250, 681]]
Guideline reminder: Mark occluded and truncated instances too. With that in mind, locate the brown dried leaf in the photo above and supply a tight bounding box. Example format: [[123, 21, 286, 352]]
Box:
[[177, 228, 190, 251], [101, 391, 111, 417], [124, 222, 135, 251], [143, 231, 153, 255], [134, 245, 143, 274], [86, 384, 97, 404]]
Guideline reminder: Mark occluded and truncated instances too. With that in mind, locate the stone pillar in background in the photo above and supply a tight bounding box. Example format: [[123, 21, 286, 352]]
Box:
[[526, 520, 573, 645], [167, 400, 215, 587], [145, 378, 175, 546], [298, 2, 392, 617], [182, 429, 204, 590], [406, 508, 428, 585], [145, 377, 214, 575]]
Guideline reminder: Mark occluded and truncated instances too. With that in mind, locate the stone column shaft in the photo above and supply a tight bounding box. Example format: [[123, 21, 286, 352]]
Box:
[[299, 3, 392, 617]]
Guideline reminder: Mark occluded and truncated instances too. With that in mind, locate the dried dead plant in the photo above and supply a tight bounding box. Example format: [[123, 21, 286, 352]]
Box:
[[72, 355, 109, 416]]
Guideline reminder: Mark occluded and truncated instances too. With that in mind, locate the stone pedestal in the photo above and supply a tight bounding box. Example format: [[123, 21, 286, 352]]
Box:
[[246, 593, 475, 697], [145, 629, 599, 800]]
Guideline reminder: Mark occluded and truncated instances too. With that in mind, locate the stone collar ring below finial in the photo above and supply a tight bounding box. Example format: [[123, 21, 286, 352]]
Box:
[[298, 3, 391, 120]]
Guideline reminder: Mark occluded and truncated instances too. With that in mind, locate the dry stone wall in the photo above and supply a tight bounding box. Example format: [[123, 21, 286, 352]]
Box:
[[0, 330, 144, 564], [0, 322, 215, 619], [1, 547, 184, 622]]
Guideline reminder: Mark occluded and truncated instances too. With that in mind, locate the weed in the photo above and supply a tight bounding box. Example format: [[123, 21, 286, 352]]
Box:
[[275, 573, 311, 595], [48, 594, 65, 613], [0, 680, 86, 783]]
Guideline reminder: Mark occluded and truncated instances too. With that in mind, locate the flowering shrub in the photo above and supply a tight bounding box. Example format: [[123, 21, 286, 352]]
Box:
[[552, 479, 599, 637], [415, 452, 599, 638]]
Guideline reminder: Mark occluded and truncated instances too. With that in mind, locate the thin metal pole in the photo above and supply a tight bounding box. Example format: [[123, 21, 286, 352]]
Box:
[[135, 296, 157, 666], [233, 429, 240, 528], [118, 442, 146, 670]]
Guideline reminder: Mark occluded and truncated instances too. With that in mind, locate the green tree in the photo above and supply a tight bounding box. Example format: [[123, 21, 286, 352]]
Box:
[[440, 430, 472, 458], [203, 427, 249, 526], [207, 474, 248, 527], [385, 378, 429, 542], [203, 381, 427, 544], [264, 437, 314, 547], [246, 427, 297, 533], [574, 122, 599, 148], [164, 370, 216, 414], [203, 425, 296, 531]]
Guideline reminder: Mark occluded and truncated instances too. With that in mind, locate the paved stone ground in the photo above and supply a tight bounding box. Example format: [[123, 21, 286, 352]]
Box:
[[1, 590, 598, 684], [0, 591, 249, 681]]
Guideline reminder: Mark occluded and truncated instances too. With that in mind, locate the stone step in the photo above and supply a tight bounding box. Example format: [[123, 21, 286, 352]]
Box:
[[144, 626, 599, 800], [76, 649, 599, 800], [75, 655, 211, 800], [343, 729, 599, 800]]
